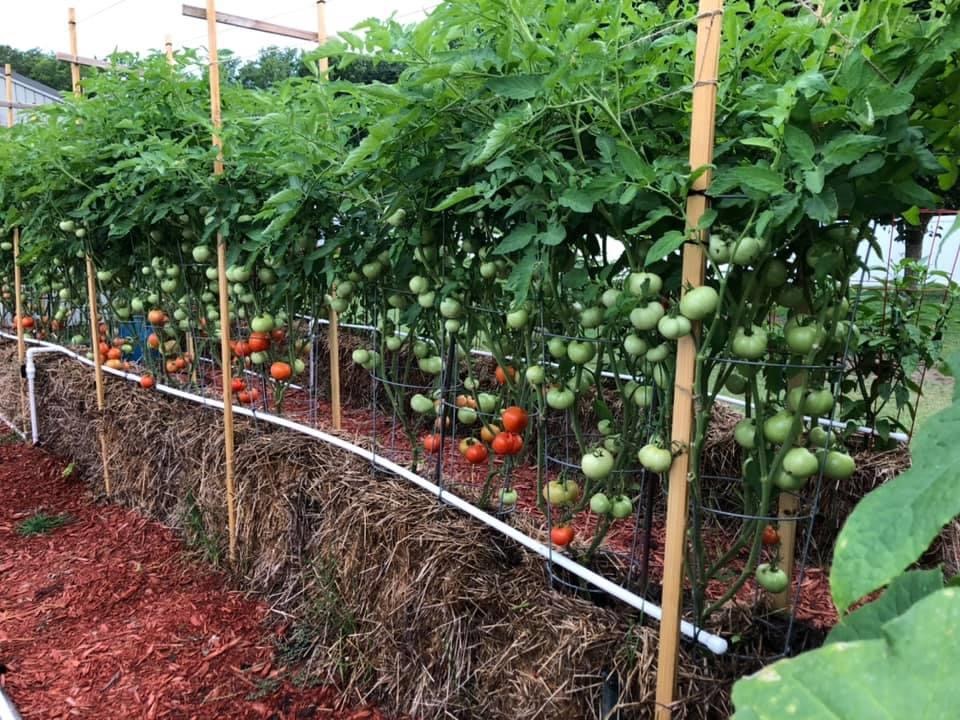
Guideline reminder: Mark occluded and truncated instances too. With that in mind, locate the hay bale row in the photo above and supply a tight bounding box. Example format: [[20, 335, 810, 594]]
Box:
[[13, 342, 733, 719]]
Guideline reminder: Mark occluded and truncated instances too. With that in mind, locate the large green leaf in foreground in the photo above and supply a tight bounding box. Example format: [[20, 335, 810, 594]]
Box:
[[830, 364, 960, 613], [732, 588, 960, 719]]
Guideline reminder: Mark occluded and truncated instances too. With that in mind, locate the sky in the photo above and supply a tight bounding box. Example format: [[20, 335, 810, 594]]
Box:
[[0, 0, 436, 60]]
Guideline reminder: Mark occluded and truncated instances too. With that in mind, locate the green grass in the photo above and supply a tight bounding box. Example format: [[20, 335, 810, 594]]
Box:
[[16, 512, 73, 536]]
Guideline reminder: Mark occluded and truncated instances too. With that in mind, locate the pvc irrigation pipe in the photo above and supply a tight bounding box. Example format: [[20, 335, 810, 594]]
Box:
[[3, 332, 728, 655], [0, 687, 22, 720]]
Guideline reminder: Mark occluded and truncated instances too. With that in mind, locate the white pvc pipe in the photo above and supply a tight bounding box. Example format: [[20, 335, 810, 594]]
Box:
[[0, 686, 22, 720], [3, 332, 728, 655]]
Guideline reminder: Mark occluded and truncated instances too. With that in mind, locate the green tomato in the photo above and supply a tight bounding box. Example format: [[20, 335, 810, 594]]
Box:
[[251, 314, 274, 333], [823, 450, 856, 480], [96, 270, 113, 283], [361, 261, 383, 279], [547, 337, 567, 359], [601, 288, 621, 308], [477, 393, 498, 414], [581, 447, 615, 480], [499, 488, 518, 506], [417, 291, 436, 309], [567, 341, 596, 365], [418, 356, 443, 375], [645, 342, 670, 363], [330, 298, 349, 313], [630, 301, 665, 331], [731, 326, 767, 359], [387, 293, 408, 309], [623, 334, 648, 357], [463, 377, 479, 391], [755, 563, 789, 593], [626, 272, 663, 298], [598, 419, 615, 436], [413, 341, 431, 359], [637, 444, 672, 473], [629, 384, 655, 408], [783, 447, 819, 478], [731, 236, 762, 265], [386, 335, 403, 352], [59, 219, 76, 233], [651, 363, 671, 390], [772, 470, 807, 491], [708, 235, 731, 263], [760, 258, 789, 288], [603, 434, 623, 454], [808, 426, 835, 447], [506, 308, 529, 329], [805, 389, 834, 416], [165, 265, 181, 279], [546, 387, 575, 410], [160, 278, 178, 293], [611, 496, 633, 519], [590, 492, 612, 515], [440, 297, 462, 319], [410, 393, 435, 414], [580, 306, 604, 329], [679, 285, 719, 321], [525, 365, 545, 385], [785, 319, 825, 355], [408, 276, 429, 295], [457, 407, 478, 425], [352, 349, 371, 366], [657, 315, 692, 340], [734, 418, 757, 449], [777, 285, 805, 310], [763, 411, 796, 444], [725, 372, 748, 395], [479, 261, 497, 279]]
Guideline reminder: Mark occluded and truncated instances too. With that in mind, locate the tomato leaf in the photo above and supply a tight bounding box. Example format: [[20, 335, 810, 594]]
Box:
[[820, 133, 885, 167], [784, 125, 815, 167], [429, 185, 481, 212], [485, 74, 545, 100], [558, 188, 595, 213], [732, 588, 960, 719], [644, 230, 686, 266], [494, 223, 536, 254], [831, 355, 960, 613]]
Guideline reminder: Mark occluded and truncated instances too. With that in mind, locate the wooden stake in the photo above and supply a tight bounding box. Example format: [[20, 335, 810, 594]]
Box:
[[68, 8, 112, 495], [316, 0, 329, 73], [165, 35, 175, 64], [315, 0, 340, 429], [13, 228, 27, 432], [205, 0, 238, 564], [654, 2, 723, 718]]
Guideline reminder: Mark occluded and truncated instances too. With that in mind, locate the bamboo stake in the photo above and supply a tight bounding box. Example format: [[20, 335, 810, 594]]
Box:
[[654, 2, 723, 718], [6, 67, 27, 433], [69, 8, 112, 495], [315, 0, 341, 430], [205, 0, 238, 564]]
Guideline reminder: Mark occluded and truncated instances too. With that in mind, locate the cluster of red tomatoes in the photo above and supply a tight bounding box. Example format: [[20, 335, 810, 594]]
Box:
[[421, 404, 529, 464]]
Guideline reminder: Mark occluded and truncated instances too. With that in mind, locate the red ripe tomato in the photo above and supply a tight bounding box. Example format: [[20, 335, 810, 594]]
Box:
[[165, 360, 179, 373], [550, 525, 575, 547], [237, 390, 251, 404], [248, 332, 271, 352], [146, 333, 160, 350], [501, 406, 528, 433], [249, 387, 261, 403], [234, 341, 251, 358], [495, 365, 516, 385], [492, 431, 523, 456], [422, 434, 443, 453], [139, 374, 155, 389], [271, 328, 286, 344], [106, 347, 122, 360], [18, 315, 35, 330], [762, 525, 780, 546], [147, 309, 166, 326], [465, 442, 489, 464], [270, 362, 293, 381], [231, 377, 246, 392]]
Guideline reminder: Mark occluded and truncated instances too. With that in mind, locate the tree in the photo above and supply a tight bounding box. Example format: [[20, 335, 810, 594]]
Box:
[[228, 46, 310, 89], [0, 46, 72, 92]]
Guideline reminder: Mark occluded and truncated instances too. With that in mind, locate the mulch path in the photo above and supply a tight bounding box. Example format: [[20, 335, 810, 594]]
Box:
[[0, 441, 387, 720]]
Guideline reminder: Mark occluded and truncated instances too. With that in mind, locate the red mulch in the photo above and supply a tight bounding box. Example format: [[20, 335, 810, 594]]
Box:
[[0, 442, 389, 720]]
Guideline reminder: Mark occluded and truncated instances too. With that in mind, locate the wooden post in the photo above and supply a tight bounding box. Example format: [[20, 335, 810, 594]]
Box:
[[6, 66, 27, 432], [654, 2, 723, 718], [68, 8, 112, 495], [315, 0, 341, 430], [205, 0, 238, 564], [165, 35, 175, 64]]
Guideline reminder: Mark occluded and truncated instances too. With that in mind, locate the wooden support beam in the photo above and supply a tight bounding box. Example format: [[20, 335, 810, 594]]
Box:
[[654, 1, 724, 718], [0, 100, 49, 111], [182, 4, 319, 42], [55, 51, 114, 70]]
